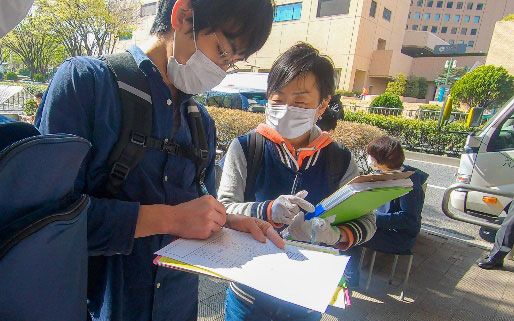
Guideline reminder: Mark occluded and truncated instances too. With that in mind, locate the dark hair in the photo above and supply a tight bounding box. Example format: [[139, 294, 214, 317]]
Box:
[[317, 95, 344, 131], [367, 136, 405, 170], [267, 42, 335, 102], [34, 92, 43, 99], [150, 0, 274, 58]]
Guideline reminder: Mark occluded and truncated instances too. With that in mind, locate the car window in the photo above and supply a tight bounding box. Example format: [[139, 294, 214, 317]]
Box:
[[489, 115, 514, 151]]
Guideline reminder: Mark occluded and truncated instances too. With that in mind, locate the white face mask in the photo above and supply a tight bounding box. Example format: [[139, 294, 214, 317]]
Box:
[[167, 11, 227, 94], [367, 155, 378, 169], [265, 103, 319, 139], [0, 0, 34, 37]]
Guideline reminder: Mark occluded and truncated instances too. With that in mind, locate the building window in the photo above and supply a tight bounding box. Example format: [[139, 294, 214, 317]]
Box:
[[449, 39, 455, 44], [470, 28, 477, 35], [422, 25, 429, 31], [441, 26, 448, 33], [476, 3, 484, 10], [451, 27, 458, 34], [417, 0, 424, 6], [456, 2, 463, 9], [464, 15, 470, 22], [434, 13, 441, 21], [274, 2, 302, 22], [424, 13, 431, 20], [431, 26, 438, 33], [444, 14, 451, 22], [427, 1, 434, 7], [473, 16, 480, 23], [317, 0, 350, 17], [467, 40, 475, 47], [461, 27, 467, 35], [454, 15, 461, 22], [436, 1, 443, 8], [370, 0, 377, 17], [447, 1, 453, 8], [140, 2, 157, 17], [414, 12, 421, 20], [412, 24, 419, 30], [467, 2, 473, 10], [383, 8, 392, 22]]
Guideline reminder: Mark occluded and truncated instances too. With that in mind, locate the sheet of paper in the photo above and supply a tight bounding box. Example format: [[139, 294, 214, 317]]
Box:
[[155, 228, 350, 313]]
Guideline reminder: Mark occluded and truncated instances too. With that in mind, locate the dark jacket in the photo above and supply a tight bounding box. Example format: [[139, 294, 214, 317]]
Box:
[[366, 165, 429, 253]]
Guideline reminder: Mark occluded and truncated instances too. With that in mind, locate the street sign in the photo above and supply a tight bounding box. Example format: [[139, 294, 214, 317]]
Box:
[[434, 44, 467, 55]]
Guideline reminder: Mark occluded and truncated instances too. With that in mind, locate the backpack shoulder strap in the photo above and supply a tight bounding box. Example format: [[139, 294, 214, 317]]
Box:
[[244, 130, 265, 202], [102, 52, 153, 197], [326, 142, 352, 191], [186, 103, 210, 195]]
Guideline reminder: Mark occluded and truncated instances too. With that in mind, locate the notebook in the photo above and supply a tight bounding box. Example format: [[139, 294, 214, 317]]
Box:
[[154, 228, 350, 312], [305, 171, 414, 224]]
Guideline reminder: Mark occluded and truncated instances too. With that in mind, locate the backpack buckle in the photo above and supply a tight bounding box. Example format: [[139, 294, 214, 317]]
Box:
[[130, 132, 146, 146], [162, 140, 180, 155], [110, 162, 130, 181], [199, 149, 209, 160]]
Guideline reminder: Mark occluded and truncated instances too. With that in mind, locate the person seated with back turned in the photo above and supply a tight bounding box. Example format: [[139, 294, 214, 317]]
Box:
[[365, 136, 429, 254]]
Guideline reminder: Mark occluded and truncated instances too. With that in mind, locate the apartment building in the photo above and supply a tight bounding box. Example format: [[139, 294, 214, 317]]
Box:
[[116, 0, 493, 97], [246, 0, 411, 92], [406, 0, 514, 53]]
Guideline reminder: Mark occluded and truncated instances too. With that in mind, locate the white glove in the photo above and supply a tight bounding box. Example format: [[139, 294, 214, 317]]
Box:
[[271, 190, 315, 225], [287, 213, 341, 245]]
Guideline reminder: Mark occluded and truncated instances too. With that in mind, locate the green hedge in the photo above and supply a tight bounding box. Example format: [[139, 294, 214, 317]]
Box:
[[344, 111, 469, 155]]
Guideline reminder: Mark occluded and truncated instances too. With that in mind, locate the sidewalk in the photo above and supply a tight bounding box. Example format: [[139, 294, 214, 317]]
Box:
[[197, 231, 514, 321]]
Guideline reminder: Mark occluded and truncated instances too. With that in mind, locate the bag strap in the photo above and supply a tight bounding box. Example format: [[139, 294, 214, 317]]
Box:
[[244, 130, 265, 202], [102, 52, 153, 197], [326, 142, 352, 191], [103, 52, 210, 197]]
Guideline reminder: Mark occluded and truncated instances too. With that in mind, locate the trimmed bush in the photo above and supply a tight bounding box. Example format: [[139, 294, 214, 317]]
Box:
[[207, 107, 385, 172], [385, 74, 407, 96], [418, 104, 442, 111], [24, 98, 38, 116], [344, 111, 469, 155], [33, 73, 46, 83], [5, 71, 18, 81], [370, 93, 403, 109]]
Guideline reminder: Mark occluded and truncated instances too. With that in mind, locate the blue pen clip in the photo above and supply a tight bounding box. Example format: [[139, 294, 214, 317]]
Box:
[[304, 204, 325, 220]]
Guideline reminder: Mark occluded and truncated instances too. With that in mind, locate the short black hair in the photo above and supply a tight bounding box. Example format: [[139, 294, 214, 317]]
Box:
[[150, 0, 274, 58], [34, 92, 43, 99], [267, 42, 335, 101], [367, 136, 405, 170]]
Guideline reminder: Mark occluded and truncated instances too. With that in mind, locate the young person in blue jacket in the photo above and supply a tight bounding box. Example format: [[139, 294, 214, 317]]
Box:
[[34, 1, 284, 320], [365, 136, 429, 253], [217, 43, 377, 321]]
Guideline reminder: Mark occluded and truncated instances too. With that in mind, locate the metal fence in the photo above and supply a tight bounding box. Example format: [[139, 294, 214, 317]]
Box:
[[344, 104, 469, 122], [0, 88, 29, 116]]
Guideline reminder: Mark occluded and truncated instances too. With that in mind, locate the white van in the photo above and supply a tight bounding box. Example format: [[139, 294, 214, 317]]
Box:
[[447, 97, 514, 224]]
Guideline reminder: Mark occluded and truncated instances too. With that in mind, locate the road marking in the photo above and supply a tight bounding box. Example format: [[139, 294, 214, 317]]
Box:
[[405, 158, 459, 169], [427, 184, 447, 190]]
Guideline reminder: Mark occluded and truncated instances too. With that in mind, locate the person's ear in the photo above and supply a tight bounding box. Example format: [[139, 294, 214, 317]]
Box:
[[317, 95, 331, 119], [171, 0, 193, 32]]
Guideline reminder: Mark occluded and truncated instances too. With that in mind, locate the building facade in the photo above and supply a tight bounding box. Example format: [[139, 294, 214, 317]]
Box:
[[116, 0, 498, 98], [486, 21, 514, 75], [406, 0, 514, 53]]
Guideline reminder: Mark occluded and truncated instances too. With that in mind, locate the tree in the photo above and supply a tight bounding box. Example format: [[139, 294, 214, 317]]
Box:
[[0, 12, 61, 79], [385, 73, 407, 96], [40, 0, 139, 57], [451, 65, 514, 109]]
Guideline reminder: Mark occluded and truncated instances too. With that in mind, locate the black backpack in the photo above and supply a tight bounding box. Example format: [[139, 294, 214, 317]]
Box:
[[242, 131, 352, 201], [101, 51, 210, 196]]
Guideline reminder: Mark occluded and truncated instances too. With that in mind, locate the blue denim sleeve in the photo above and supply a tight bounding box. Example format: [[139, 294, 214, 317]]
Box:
[[37, 57, 139, 256], [375, 182, 425, 231]]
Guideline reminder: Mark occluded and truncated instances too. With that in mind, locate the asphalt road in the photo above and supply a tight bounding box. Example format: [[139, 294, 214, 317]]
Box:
[[404, 151, 495, 249]]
